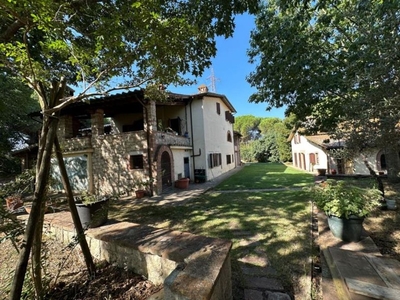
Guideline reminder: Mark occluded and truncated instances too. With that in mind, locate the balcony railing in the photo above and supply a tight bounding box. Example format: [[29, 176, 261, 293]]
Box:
[[155, 131, 191, 147], [61, 130, 190, 153]]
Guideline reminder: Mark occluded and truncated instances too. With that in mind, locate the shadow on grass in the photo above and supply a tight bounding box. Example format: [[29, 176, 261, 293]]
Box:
[[109, 190, 312, 297]]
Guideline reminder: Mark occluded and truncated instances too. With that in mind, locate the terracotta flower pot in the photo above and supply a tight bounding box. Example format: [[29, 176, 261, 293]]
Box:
[[175, 178, 189, 189], [135, 190, 146, 199]]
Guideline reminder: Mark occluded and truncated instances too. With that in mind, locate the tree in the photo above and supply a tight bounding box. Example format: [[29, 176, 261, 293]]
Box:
[[0, 72, 39, 175], [236, 115, 293, 163], [247, 0, 400, 182], [234, 115, 262, 141], [0, 0, 259, 298], [258, 117, 280, 135], [273, 121, 291, 162]]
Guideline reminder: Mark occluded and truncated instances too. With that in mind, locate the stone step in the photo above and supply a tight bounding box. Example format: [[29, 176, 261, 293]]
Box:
[[324, 247, 400, 300]]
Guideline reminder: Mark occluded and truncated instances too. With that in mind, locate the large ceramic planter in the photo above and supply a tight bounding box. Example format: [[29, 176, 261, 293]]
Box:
[[175, 178, 189, 189], [327, 215, 364, 242], [76, 197, 109, 229]]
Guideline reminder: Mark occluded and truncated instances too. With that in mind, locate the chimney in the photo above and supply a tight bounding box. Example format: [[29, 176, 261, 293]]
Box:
[[198, 84, 208, 93]]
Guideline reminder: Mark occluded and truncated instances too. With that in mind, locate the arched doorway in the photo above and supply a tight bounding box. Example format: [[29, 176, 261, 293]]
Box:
[[161, 151, 172, 190]]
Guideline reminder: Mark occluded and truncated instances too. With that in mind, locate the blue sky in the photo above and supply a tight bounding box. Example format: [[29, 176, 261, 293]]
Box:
[[171, 13, 287, 120]]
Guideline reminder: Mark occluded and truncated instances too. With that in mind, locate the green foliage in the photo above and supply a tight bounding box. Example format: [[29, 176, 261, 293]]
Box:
[[258, 117, 281, 135], [247, 0, 400, 178], [233, 115, 262, 141], [239, 142, 255, 162], [237, 116, 292, 162], [253, 133, 280, 162], [1, 0, 259, 108], [0, 73, 40, 175], [75, 191, 118, 205], [133, 178, 153, 192], [309, 180, 382, 218], [0, 169, 35, 200]]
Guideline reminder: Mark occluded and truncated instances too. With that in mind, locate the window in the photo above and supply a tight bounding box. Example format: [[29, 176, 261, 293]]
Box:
[[227, 131, 232, 142], [209, 153, 222, 168], [225, 111, 234, 123], [129, 155, 143, 169], [226, 154, 232, 164], [309, 153, 319, 164], [216, 102, 221, 115]]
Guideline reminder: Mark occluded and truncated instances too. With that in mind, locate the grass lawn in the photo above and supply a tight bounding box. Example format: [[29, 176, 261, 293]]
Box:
[[109, 163, 315, 297], [214, 162, 314, 190]]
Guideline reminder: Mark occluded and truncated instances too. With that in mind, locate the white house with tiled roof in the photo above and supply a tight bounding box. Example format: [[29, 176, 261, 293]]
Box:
[[289, 131, 385, 175]]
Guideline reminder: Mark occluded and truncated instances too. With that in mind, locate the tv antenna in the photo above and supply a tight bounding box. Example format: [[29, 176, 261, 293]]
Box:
[[207, 67, 220, 92]]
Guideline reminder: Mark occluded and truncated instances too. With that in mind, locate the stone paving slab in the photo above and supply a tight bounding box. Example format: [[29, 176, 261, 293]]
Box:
[[244, 276, 285, 291]]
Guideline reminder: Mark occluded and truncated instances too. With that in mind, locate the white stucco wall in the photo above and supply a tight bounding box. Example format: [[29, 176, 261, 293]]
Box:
[[201, 96, 236, 180], [186, 96, 236, 182], [352, 150, 380, 174], [291, 134, 328, 172], [190, 99, 206, 171], [171, 148, 191, 180]]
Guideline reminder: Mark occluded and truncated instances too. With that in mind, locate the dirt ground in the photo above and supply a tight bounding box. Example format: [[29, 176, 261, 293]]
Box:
[[363, 181, 400, 261], [0, 234, 162, 299]]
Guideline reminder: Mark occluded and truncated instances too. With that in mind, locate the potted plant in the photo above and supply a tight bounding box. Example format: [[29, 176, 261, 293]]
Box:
[[309, 179, 382, 242], [133, 179, 152, 199], [75, 192, 112, 229]]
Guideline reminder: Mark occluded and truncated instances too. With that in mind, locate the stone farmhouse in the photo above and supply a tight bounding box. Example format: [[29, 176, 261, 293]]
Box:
[[32, 85, 241, 196], [289, 131, 386, 175]]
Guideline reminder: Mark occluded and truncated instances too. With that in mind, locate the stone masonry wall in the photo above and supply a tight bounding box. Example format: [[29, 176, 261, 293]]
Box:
[[42, 213, 233, 300], [91, 131, 148, 195]]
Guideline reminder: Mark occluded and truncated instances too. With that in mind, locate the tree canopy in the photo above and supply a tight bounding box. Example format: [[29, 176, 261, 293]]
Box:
[[0, 72, 39, 174], [235, 115, 293, 162], [234, 114, 262, 141], [247, 0, 400, 179], [1, 0, 259, 110]]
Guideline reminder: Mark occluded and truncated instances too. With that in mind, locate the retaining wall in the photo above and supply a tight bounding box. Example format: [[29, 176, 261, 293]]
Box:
[[43, 212, 233, 300]]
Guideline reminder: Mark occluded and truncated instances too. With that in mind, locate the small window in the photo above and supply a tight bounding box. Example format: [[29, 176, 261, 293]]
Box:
[[227, 131, 232, 142], [216, 102, 221, 115], [226, 155, 232, 164], [209, 153, 222, 168], [129, 155, 143, 169]]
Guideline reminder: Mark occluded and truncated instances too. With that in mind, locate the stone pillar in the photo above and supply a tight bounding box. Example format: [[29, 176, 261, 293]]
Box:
[[91, 109, 104, 136], [144, 100, 158, 194]]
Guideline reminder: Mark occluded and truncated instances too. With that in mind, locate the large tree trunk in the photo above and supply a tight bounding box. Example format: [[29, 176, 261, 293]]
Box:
[[32, 194, 47, 299], [53, 136, 96, 275], [10, 79, 66, 300], [10, 114, 59, 300], [363, 156, 385, 198]]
